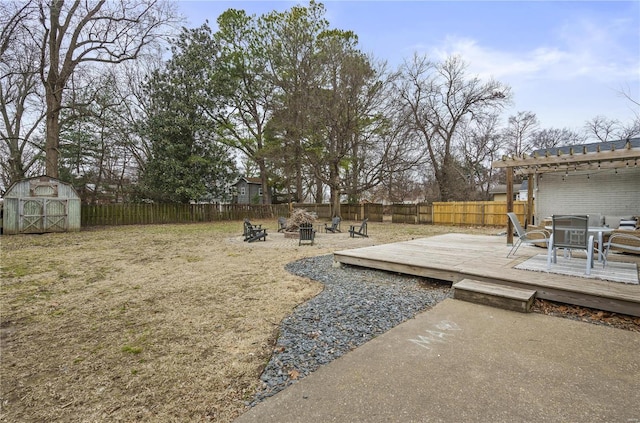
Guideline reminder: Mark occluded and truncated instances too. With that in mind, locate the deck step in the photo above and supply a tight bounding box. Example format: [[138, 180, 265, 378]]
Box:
[[453, 279, 536, 313]]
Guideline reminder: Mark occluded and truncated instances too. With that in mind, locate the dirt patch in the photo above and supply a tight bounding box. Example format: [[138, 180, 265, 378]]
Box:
[[0, 221, 636, 422]]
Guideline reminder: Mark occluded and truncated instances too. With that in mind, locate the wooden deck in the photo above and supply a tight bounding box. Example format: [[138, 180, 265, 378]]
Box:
[[333, 233, 640, 317]]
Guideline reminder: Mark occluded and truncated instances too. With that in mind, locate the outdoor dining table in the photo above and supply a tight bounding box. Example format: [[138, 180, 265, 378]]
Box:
[[545, 225, 614, 262]]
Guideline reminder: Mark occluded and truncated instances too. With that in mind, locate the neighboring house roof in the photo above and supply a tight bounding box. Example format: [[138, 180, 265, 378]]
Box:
[[234, 177, 261, 186], [490, 183, 526, 194]]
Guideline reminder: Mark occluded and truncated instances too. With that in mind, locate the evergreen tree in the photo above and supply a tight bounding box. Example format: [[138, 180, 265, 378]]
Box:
[[140, 25, 237, 203]]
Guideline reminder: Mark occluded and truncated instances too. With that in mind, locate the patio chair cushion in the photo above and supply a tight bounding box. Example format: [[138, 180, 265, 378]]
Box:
[[523, 225, 550, 245], [604, 232, 640, 257], [619, 219, 637, 231], [586, 214, 603, 227], [604, 215, 634, 229]]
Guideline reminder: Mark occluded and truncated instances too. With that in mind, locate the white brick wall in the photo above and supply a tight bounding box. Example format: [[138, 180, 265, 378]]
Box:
[[535, 167, 640, 225]]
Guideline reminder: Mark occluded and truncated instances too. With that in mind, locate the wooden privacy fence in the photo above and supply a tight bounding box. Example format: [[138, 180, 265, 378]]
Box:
[[364, 203, 384, 222], [81, 202, 385, 227], [81, 203, 290, 226], [391, 203, 434, 224], [418, 203, 434, 224], [393, 201, 530, 227], [392, 204, 418, 224], [81, 201, 524, 227]]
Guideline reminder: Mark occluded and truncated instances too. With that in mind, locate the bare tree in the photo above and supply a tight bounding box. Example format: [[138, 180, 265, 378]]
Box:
[[0, 2, 45, 189], [458, 113, 503, 199], [116, 49, 164, 174], [1, 2, 30, 58], [369, 167, 424, 203], [35, 0, 177, 177], [503, 111, 539, 157], [620, 119, 640, 140], [617, 84, 640, 117], [395, 54, 511, 201], [59, 69, 141, 203], [616, 92, 640, 139], [530, 127, 586, 150], [583, 115, 620, 142]]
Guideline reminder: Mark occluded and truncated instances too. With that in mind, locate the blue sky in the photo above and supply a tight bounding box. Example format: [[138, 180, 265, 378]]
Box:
[[178, 1, 640, 133]]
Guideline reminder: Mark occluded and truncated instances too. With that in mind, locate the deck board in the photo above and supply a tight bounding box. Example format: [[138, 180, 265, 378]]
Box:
[[334, 233, 640, 316]]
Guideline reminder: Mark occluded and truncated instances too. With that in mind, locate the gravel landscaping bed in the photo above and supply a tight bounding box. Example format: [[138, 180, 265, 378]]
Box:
[[247, 254, 640, 407], [249, 254, 451, 405]]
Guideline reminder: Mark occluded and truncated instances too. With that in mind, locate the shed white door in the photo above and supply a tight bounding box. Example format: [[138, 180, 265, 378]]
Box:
[[19, 198, 68, 233]]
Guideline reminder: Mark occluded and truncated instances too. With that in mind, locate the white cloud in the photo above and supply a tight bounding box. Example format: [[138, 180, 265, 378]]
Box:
[[388, 5, 640, 130], [425, 31, 637, 85], [409, 19, 639, 130], [408, 9, 635, 85], [426, 37, 568, 81]]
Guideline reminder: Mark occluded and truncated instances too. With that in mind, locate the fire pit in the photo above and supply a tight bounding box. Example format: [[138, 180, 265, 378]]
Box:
[[281, 209, 317, 239]]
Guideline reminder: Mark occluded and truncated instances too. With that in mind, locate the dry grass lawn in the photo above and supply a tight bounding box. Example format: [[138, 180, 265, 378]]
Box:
[[1, 221, 502, 422]]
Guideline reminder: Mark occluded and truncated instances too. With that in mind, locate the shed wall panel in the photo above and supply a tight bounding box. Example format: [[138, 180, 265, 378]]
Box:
[[67, 199, 82, 231], [3, 198, 19, 235]]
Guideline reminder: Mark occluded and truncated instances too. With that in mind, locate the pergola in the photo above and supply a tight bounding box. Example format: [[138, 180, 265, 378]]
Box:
[[491, 138, 640, 245]]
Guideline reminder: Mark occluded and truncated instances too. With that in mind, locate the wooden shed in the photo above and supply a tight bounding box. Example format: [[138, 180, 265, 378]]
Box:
[[2, 176, 81, 235]]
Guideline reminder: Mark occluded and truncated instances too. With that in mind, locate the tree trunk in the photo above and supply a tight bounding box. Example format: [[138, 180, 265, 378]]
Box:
[[44, 88, 61, 178], [295, 141, 303, 202], [332, 191, 341, 219], [43, 1, 63, 178], [314, 178, 323, 203], [329, 160, 341, 217], [439, 166, 451, 201], [437, 154, 457, 202], [7, 130, 25, 182], [258, 159, 271, 204]]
